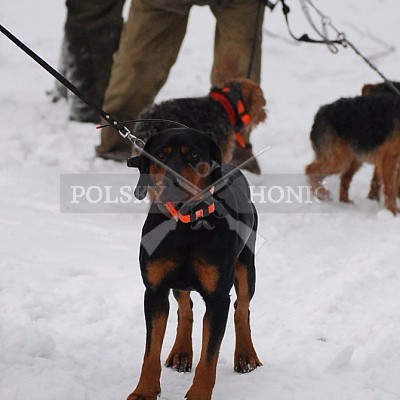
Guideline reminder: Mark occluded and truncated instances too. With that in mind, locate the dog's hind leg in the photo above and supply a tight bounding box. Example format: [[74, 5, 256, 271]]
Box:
[[305, 160, 333, 201], [368, 167, 382, 201], [306, 136, 354, 201], [339, 159, 361, 203], [165, 289, 194, 372]]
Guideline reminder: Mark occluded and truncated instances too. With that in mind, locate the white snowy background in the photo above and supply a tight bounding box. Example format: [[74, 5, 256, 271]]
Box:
[[1, 1, 400, 399]]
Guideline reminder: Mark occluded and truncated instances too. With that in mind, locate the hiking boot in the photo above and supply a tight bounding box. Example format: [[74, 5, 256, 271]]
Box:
[[95, 124, 133, 161], [95, 145, 133, 162], [69, 96, 100, 124], [231, 143, 261, 175]]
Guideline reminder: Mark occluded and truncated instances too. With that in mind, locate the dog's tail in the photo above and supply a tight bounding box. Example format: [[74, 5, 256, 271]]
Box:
[[309, 106, 335, 156]]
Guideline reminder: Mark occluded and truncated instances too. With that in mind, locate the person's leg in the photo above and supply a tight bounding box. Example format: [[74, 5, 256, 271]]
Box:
[[211, 0, 264, 85], [96, 0, 189, 159], [56, 0, 125, 122], [211, 0, 264, 174]]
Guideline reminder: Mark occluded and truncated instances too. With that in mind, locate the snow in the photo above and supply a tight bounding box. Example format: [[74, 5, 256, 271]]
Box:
[[1, 1, 400, 399]]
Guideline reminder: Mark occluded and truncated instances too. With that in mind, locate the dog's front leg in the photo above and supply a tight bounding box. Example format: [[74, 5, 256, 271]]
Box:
[[185, 296, 230, 400], [127, 288, 169, 400], [166, 289, 194, 372]]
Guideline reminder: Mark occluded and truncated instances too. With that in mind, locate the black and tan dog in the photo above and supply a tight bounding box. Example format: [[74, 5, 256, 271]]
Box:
[[132, 78, 267, 174], [361, 81, 400, 97], [361, 81, 400, 202], [126, 128, 261, 400], [305, 93, 400, 214]]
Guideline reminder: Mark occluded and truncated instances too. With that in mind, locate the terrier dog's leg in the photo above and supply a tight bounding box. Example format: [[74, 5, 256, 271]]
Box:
[[339, 159, 361, 203]]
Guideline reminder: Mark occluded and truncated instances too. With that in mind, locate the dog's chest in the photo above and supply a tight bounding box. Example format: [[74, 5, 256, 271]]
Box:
[[144, 253, 225, 294], [140, 218, 238, 292]]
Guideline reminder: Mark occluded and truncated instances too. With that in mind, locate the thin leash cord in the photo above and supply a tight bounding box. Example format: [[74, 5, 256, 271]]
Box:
[[97, 118, 189, 130], [247, 0, 263, 79], [299, 0, 339, 53], [299, 0, 400, 96]]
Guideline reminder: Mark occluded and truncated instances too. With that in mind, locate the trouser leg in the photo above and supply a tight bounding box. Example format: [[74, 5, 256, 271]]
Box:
[[211, 0, 265, 174], [96, 0, 189, 159], [211, 0, 264, 85], [56, 0, 125, 122]]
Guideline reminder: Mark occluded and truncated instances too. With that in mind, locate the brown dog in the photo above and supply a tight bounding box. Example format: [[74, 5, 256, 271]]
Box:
[[362, 82, 400, 202], [305, 94, 400, 214], [132, 78, 267, 174]]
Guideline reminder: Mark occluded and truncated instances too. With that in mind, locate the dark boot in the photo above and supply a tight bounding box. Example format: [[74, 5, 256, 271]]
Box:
[[95, 124, 133, 161], [55, 0, 125, 123], [231, 143, 261, 175]]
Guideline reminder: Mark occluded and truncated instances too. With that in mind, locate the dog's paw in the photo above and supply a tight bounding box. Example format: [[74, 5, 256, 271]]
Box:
[[234, 353, 262, 373], [367, 192, 380, 202], [126, 384, 160, 400], [165, 352, 192, 372], [126, 390, 160, 400], [339, 198, 354, 205], [314, 186, 331, 202], [185, 386, 212, 400]]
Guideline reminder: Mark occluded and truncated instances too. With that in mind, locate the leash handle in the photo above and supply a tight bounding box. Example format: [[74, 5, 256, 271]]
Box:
[[0, 23, 132, 139]]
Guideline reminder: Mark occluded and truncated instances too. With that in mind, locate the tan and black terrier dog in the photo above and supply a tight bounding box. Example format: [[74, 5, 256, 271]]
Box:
[[305, 93, 400, 214], [361, 81, 400, 97], [132, 78, 267, 174], [126, 128, 261, 400], [361, 81, 400, 202]]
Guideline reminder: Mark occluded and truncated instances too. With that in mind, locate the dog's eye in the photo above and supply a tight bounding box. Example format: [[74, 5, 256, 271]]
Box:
[[189, 151, 199, 161], [157, 151, 166, 161]]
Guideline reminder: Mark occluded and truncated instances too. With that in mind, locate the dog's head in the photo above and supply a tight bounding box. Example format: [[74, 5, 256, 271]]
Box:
[[224, 78, 267, 127], [128, 128, 222, 202], [362, 81, 400, 96], [361, 83, 378, 96]]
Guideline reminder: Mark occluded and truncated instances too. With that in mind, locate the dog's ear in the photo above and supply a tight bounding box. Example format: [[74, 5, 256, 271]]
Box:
[[127, 156, 140, 168], [239, 79, 267, 126], [127, 148, 153, 200], [361, 84, 375, 96], [134, 175, 149, 200]]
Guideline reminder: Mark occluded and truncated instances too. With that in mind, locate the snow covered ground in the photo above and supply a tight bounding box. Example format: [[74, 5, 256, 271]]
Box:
[[1, 1, 400, 399]]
